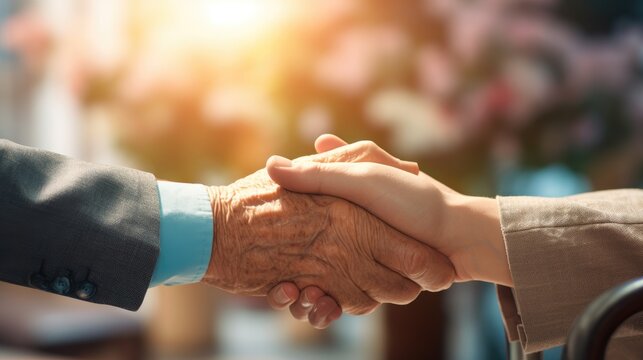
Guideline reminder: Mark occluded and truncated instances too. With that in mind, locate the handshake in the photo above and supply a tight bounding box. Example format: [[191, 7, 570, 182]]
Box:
[[203, 134, 511, 328]]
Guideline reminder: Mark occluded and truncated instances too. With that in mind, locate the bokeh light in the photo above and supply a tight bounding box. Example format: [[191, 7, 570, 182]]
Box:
[[0, 0, 641, 359]]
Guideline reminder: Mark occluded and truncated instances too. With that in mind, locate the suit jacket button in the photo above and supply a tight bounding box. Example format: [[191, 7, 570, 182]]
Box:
[[29, 273, 48, 290], [51, 276, 71, 295], [76, 281, 96, 300]]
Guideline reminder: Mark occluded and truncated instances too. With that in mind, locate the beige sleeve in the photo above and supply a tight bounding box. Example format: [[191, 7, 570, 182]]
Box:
[[495, 189, 643, 354]]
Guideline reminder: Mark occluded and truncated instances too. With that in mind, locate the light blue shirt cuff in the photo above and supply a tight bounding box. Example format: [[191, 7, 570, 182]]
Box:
[[150, 181, 213, 287]]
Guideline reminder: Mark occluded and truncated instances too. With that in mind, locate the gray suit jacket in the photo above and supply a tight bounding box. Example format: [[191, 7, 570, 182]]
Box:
[[0, 139, 160, 310]]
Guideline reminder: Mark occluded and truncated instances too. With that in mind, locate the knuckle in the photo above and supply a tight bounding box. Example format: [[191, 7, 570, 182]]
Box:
[[363, 302, 380, 315], [355, 140, 379, 158], [351, 301, 379, 316], [356, 140, 385, 158], [428, 264, 456, 292], [358, 140, 377, 150], [397, 283, 422, 305], [435, 278, 454, 291], [340, 290, 379, 316], [403, 249, 429, 281], [328, 198, 355, 218]]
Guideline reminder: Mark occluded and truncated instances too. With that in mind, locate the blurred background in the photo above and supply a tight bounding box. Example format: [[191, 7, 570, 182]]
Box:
[[0, 0, 641, 359]]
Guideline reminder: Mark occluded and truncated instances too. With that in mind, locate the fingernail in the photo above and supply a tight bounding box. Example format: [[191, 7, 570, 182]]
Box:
[[274, 287, 292, 305], [270, 155, 292, 168], [301, 291, 312, 308]]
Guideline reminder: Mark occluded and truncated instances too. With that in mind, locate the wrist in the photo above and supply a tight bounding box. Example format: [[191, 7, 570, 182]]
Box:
[[204, 185, 233, 288], [442, 193, 512, 286]]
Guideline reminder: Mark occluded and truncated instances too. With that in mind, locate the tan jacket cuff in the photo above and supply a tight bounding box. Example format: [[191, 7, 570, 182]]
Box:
[[494, 190, 643, 353]]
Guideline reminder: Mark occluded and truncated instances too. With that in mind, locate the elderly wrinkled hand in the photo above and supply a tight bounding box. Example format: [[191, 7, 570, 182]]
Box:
[[201, 168, 455, 317], [266, 134, 508, 329]]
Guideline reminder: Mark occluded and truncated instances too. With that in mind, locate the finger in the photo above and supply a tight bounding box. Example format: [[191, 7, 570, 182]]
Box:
[[322, 279, 379, 316], [295, 138, 419, 175], [289, 286, 326, 321], [356, 260, 423, 305], [267, 157, 455, 291], [267, 159, 424, 234], [309, 296, 343, 329], [267, 283, 300, 310], [314, 134, 348, 153], [372, 231, 455, 292]]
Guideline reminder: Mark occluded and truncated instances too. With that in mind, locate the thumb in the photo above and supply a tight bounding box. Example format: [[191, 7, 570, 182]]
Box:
[[314, 134, 349, 153], [266, 155, 370, 196], [267, 155, 455, 292], [267, 155, 437, 246]]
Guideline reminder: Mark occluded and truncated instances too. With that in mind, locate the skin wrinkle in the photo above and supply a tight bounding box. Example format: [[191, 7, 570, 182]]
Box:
[[303, 225, 328, 253], [404, 248, 430, 281], [345, 263, 379, 313], [261, 138, 466, 320], [204, 168, 434, 314], [212, 170, 371, 312], [235, 254, 302, 295], [373, 259, 422, 304], [329, 204, 382, 312], [216, 187, 243, 290]]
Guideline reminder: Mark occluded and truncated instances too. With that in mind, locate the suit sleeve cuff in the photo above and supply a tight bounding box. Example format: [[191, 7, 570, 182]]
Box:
[[149, 181, 213, 287]]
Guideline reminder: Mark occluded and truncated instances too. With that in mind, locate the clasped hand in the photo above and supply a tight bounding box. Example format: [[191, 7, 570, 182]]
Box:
[[202, 134, 507, 329]]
